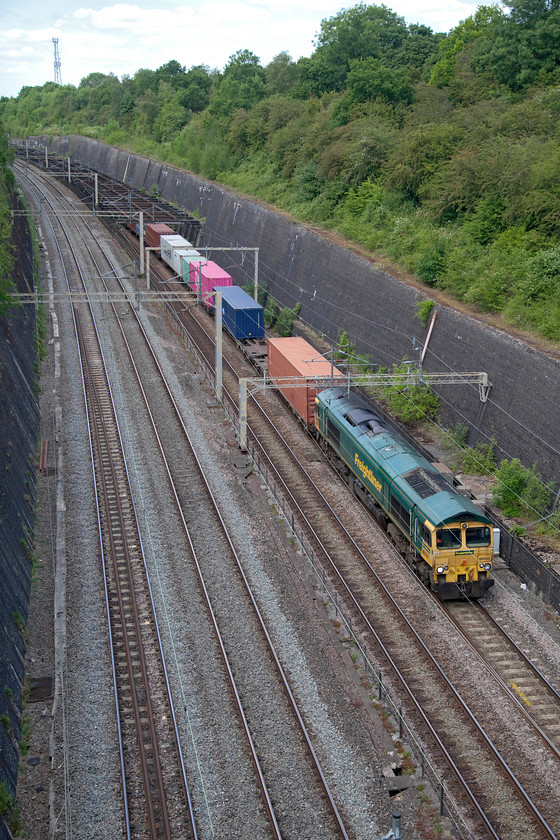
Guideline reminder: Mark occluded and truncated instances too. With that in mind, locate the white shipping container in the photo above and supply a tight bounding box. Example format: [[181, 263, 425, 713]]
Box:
[[160, 234, 190, 268], [171, 248, 197, 276]]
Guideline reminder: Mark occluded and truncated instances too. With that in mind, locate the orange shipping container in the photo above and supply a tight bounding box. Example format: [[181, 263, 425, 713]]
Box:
[[267, 337, 344, 426]]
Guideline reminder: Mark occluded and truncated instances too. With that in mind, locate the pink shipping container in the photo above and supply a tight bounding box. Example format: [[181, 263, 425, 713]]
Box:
[[145, 222, 175, 249], [267, 337, 344, 426], [189, 260, 233, 306]]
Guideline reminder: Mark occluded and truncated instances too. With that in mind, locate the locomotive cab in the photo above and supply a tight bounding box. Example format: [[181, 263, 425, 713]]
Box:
[[427, 520, 495, 599]]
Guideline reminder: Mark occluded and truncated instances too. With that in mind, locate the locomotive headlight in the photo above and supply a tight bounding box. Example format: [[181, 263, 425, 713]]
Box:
[[484, 563, 491, 571], [436, 565, 445, 574]]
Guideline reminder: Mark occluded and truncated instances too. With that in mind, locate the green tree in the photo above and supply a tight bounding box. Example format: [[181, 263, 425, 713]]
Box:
[[209, 50, 266, 116], [79, 71, 114, 88], [132, 68, 157, 95], [152, 82, 188, 142], [134, 88, 160, 137], [312, 3, 410, 91], [265, 52, 299, 94], [473, 2, 560, 90], [155, 60, 186, 87], [293, 53, 339, 98], [0, 124, 16, 315], [178, 66, 212, 112], [429, 7, 500, 87], [505, 0, 560, 24], [392, 24, 441, 71], [347, 57, 414, 106]]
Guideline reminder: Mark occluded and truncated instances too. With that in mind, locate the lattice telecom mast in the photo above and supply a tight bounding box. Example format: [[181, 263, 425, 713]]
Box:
[[52, 38, 62, 85]]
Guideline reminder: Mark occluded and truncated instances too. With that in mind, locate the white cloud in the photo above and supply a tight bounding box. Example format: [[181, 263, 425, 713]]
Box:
[[0, 0, 493, 97]]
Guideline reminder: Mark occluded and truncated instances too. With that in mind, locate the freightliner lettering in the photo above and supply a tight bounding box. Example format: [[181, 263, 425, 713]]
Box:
[[354, 453, 382, 494]]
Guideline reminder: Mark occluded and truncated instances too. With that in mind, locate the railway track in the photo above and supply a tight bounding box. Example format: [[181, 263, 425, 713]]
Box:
[[18, 165, 198, 839], [75, 309, 191, 839], [20, 160, 560, 839], [121, 232, 560, 840], [19, 163, 360, 839], [447, 599, 560, 758]]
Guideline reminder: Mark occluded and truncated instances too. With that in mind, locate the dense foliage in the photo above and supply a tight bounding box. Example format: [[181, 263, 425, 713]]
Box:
[[0, 126, 15, 314], [2, 1, 560, 339]]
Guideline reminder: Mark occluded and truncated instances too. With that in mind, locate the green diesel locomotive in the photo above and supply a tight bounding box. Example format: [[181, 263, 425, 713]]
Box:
[[314, 387, 496, 600]]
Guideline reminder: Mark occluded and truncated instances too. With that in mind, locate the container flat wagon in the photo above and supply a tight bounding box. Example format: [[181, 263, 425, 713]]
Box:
[[145, 222, 175, 249]]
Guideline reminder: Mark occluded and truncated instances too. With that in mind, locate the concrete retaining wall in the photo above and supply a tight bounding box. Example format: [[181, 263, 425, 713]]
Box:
[[32, 135, 560, 489], [0, 193, 39, 812]]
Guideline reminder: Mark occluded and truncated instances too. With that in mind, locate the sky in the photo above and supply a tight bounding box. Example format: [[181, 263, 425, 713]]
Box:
[[1, 0, 488, 99]]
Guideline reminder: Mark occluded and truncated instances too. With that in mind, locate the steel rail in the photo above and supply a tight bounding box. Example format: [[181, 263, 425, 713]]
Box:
[[26, 162, 556, 840], [75, 309, 169, 838], [19, 170, 133, 840], [445, 599, 560, 760]]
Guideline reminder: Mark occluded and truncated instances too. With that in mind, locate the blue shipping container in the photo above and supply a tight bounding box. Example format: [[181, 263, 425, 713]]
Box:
[[214, 285, 265, 340]]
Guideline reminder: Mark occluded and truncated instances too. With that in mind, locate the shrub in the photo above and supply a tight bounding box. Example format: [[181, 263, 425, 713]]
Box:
[[336, 330, 355, 363], [459, 438, 496, 475], [416, 299, 435, 326], [416, 246, 447, 285], [493, 459, 528, 517], [492, 458, 553, 519], [372, 362, 439, 422], [0, 780, 22, 834], [275, 302, 301, 336], [0, 781, 12, 815], [264, 300, 278, 328], [523, 467, 554, 520], [450, 423, 469, 447]]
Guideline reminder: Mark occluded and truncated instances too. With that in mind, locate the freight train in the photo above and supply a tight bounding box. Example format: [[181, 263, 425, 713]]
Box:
[[267, 337, 496, 600], [128, 221, 497, 598]]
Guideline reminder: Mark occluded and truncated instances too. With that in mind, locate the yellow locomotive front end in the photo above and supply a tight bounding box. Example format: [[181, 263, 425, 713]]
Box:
[[423, 520, 495, 599]]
